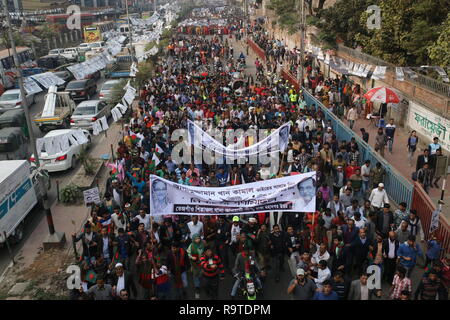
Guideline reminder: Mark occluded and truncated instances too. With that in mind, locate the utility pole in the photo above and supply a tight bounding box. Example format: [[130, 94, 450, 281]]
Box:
[[2, 0, 66, 250], [298, 0, 306, 87], [125, 0, 136, 61]]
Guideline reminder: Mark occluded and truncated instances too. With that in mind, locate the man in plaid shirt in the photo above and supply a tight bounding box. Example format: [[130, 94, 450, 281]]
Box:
[[390, 266, 412, 300]]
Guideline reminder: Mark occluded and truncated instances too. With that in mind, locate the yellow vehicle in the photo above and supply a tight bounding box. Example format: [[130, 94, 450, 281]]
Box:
[[83, 25, 102, 43]]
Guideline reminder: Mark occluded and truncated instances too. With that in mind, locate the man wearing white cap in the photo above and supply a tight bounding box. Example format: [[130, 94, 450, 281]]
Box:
[[369, 183, 390, 211], [111, 263, 137, 299], [287, 268, 317, 300]]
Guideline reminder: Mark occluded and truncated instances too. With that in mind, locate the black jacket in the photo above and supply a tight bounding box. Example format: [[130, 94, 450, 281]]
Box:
[[110, 271, 137, 297], [97, 234, 115, 259], [269, 231, 287, 254], [350, 237, 372, 263], [73, 231, 100, 259], [166, 247, 190, 274], [416, 154, 431, 172], [382, 238, 399, 258], [375, 211, 394, 235]]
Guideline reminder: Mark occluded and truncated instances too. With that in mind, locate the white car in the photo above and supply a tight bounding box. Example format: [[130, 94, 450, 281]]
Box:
[[99, 79, 120, 101], [48, 48, 65, 56], [0, 89, 35, 113], [31, 129, 91, 172], [62, 48, 79, 61], [88, 41, 106, 53], [78, 43, 91, 53]]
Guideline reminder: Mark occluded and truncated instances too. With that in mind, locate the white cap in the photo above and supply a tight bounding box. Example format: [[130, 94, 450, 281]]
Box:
[[378, 183, 384, 188], [115, 263, 123, 268], [248, 217, 257, 223], [296, 268, 305, 276]]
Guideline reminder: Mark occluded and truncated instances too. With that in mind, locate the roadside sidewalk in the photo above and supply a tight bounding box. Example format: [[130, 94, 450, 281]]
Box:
[[11, 119, 125, 270], [351, 117, 450, 220]]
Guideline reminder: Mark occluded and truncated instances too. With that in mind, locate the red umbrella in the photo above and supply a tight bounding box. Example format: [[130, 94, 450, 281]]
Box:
[[364, 86, 400, 104]]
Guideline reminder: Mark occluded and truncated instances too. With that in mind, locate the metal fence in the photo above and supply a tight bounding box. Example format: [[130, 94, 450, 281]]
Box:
[[300, 87, 414, 209], [337, 44, 450, 99], [412, 182, 450, 257]]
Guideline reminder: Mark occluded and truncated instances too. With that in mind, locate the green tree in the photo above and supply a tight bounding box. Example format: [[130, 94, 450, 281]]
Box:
[[428, 12, 450, 67]]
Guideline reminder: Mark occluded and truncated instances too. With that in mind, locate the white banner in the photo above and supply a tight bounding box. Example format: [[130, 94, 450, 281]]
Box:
[[23, 77, 43, 94], [36, 129, 88, 156], [187, 120, 290, 158], [150, 172, 317, 215], [371, 66, 387, 80], [83, 187, 101, 206], [395, 67, 405, 81], [30, 72, 65, 89]]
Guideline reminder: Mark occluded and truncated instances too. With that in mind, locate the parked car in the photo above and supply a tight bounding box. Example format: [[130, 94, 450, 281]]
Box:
[[36, 55, 70, 70], [0, 109, 29, 138], [30, 129, 91, 172], [0, 127, 29, 160], [62, 48, 79, 61], [0, 89, 35, 113], [78, 43, 91, 53], [53, 71, 74, 90], [48, 48, 65, 56], [99, 79, 120, 102], [70, 100, 110, 131], [65, 79, 97, 101], [88, 41, 106, 52]]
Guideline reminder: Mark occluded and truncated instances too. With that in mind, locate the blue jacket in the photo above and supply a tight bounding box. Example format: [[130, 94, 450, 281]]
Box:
[[426, 240, 442, 260], [398, 242, 422, 269], [313, 291, 339, 300], [126, 172, 146, 193]]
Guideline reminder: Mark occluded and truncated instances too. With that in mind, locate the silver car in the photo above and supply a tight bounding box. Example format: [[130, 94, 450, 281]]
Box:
[[70, 100, 110, 131], [0, 89, 35, 113], [99, 79, 120, 102]]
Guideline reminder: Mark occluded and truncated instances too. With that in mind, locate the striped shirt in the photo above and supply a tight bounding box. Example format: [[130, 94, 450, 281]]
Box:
[[200, 254, 225, 277]]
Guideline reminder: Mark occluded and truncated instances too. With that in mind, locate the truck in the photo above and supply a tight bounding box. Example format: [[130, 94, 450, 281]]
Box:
[[0, 160, 49, 245], [105, 55, 133, 79], [33, 85, 76, 132]]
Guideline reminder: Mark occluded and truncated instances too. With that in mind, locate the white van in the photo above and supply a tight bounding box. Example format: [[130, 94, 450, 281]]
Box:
[[89, 41, 106, 53], [78, 43, 91, 53], [62, 47, 79, 61]]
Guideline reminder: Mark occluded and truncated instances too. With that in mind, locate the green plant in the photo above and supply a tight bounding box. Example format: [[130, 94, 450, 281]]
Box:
[[77, 147, 96, 176], [60, 185, 82, 204]]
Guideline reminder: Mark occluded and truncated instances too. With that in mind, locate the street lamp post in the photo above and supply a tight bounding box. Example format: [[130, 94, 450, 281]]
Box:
[[125, 0, 136, 61], [298, 0, 306, 87], [2, 0, 66, 250]]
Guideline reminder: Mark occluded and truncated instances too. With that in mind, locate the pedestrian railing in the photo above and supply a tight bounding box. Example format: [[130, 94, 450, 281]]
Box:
[[300, 88, 414, 210], [247, 38, 449, 255], [412, 182, 450, 257], [247, 38, 266, 62]]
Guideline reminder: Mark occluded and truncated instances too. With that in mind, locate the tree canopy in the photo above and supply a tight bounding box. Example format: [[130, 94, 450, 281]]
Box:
[[266, 0, 450, 67]]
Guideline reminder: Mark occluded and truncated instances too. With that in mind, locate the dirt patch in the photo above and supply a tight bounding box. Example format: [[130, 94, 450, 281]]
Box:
[[1, 247, 74, 300], [20, 248, 68, 281]]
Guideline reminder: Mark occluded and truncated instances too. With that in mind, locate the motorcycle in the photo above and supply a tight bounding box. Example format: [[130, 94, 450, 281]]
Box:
[[234, 272, 263, 300]]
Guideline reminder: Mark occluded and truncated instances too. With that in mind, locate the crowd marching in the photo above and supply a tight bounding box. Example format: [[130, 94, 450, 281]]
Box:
[[70, 18, 450, 301]]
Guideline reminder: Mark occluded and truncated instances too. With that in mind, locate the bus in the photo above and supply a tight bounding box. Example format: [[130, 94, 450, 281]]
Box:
[[46, 13, 95, 32], [0, 47, 36, 92]]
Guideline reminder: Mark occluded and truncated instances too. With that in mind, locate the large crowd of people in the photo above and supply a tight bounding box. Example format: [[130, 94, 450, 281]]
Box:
[[70, 18, 450, 301]]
